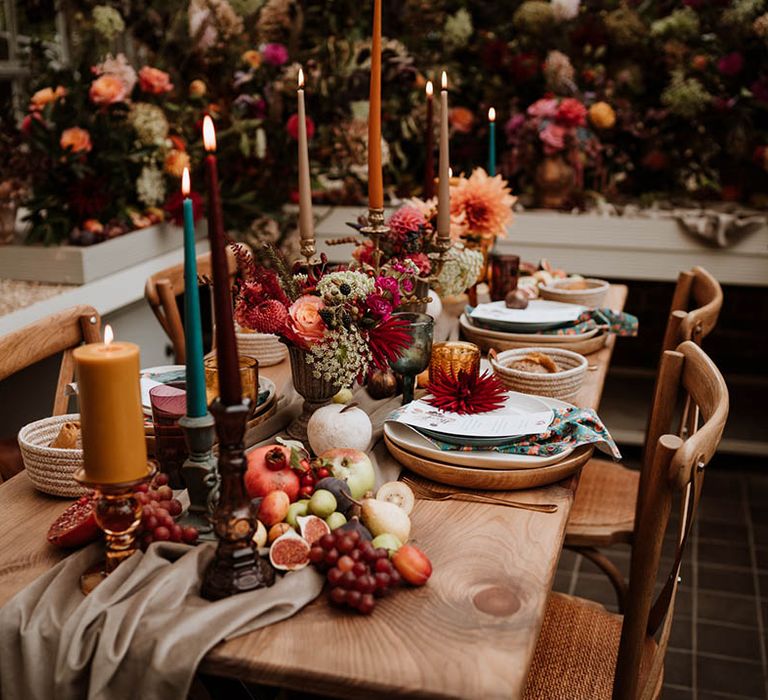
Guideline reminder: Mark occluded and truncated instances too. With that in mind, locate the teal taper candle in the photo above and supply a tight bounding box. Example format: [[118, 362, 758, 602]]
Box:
[[181, 168, 207, 418], [488, 107, 496, 176]]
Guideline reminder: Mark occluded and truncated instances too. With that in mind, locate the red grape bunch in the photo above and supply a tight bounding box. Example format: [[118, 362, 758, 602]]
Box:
[[309, 529, 401, 614], [134, 473, 199, 548]]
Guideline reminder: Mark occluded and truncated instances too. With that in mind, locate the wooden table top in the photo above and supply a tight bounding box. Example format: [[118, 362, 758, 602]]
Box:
[[0, 285, 627, 700]]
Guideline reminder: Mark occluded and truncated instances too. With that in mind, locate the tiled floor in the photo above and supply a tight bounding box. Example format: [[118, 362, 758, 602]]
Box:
[[554, 455, 768, 699]]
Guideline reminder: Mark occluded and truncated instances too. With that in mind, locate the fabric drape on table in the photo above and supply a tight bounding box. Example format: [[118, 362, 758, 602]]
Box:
[[0, 541, 323, 700]]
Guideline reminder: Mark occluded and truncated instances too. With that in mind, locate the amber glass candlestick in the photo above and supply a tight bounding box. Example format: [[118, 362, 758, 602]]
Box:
[[201, 398, 274, 600], [75, 466, 154, 594]]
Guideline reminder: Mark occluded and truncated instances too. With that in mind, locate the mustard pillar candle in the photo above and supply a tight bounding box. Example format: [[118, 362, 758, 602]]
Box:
[[73, 325, 148, 484]]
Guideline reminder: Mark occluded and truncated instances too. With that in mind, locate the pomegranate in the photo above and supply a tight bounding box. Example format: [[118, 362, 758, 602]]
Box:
[[245, 445, 300, 501], [47, 495, 100, 549]]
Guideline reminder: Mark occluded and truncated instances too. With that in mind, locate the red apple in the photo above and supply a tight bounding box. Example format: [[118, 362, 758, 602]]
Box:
[[245, 445, 299, 501]]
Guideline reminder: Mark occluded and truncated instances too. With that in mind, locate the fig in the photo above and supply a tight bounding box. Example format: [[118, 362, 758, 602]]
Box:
[[269, 530, 310, 571], [366, 369, 398, 400], [505, 289, 529, 310], [338, 517, 373, 541], [297, 514, 331, 545], [392, 545, 432, 586], [47, 495, 100, 549], [314, 477, 355, 516], [376, 482, 415, 515], [245, 445, 299, 501]]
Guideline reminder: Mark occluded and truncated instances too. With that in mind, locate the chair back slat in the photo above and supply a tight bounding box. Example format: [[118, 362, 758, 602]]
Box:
[[613, 342, 729, 699], [0, 305, 101, 416], [661, 266, 722, 352], [144, 247, 240, 363]]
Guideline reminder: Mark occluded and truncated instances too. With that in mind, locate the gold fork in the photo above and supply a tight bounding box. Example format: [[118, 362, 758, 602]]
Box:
[[401, 476, 558, 513]]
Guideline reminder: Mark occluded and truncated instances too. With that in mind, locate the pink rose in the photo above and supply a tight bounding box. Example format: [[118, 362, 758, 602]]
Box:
[[527, 98, 559, 119], [60, 127, 92, 153], [556, 97, 587, 127], [262, 43, 288, 66], [540, 122, 566, 153], [139, 66, 173, 95], [366, 293, 393, 320], [288, 295, 326, 343], [89, 74, 128, 105]]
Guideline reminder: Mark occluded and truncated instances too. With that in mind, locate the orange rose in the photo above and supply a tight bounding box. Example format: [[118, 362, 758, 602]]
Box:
[[139, 66, 173, 95], [289, 295, 326, 343], [449, 106, 474, 134], [29, 85, 67, 111], [60, 127, 92, 153], [89, 74, 128, 105], [189, 79, 207, 98], [242, 50, 262, 69], [164, 149, 191, 178], [83, 219, 103, 234]]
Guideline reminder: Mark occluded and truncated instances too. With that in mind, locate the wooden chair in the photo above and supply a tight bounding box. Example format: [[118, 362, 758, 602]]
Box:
[[564, 267, 723, 607], [524, 341, 729, 700], [144, 247, 239, 364], [0, 305, 101, 481]]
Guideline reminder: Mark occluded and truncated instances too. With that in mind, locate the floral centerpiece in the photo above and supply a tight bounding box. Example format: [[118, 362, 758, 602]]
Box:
[[233, 247, 415, 437]]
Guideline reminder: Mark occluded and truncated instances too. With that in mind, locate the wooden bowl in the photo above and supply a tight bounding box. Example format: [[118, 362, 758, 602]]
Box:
[[539, 278, 609, 308], [489, 347, 588, 401]]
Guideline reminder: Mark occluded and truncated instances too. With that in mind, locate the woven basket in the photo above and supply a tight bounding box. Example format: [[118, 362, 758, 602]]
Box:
[[539, 278, 609, 308], [489, 347, 588, 401], [18, 413, 87, 498], [236, 330, 288, 367]]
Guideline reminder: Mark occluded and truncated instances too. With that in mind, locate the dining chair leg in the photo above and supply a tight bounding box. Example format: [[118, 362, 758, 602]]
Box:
[[567, 545, 628, 613]]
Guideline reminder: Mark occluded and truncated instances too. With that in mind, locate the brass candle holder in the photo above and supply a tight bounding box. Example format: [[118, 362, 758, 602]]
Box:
[[300, 237, 317, 266], [359, 206, 389, 274], [74, 464, 155, 595], [201, 398, 274, 600]]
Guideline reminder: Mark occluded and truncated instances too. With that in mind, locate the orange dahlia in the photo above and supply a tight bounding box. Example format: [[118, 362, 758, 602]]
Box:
[[450, 168, 516, 239]]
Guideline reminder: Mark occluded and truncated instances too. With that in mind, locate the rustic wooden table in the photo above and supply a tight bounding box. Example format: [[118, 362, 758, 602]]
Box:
[[0, 285, 627, 700]]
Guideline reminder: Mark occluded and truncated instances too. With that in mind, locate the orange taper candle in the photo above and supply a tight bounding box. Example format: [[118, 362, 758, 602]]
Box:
[[367, 0, 383, 209], [73, 325, 148, 484]]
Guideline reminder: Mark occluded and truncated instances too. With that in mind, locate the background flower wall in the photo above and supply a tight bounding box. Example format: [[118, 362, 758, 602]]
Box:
[[4, 0, 768, 245]]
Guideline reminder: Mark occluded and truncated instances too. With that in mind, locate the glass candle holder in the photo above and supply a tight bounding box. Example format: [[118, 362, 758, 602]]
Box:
[[204, 355, 259, 415], [489, 253, 521, 302], [429, 341, 481, 382], [389, 312, 434, 405]]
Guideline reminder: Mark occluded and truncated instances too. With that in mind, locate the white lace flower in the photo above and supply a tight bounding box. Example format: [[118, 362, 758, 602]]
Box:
[[551, 0, 580, 22], [136, 166, 166, 207]]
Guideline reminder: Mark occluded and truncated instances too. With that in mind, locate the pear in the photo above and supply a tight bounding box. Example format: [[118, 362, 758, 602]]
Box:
[[360, 498, 411, 543]]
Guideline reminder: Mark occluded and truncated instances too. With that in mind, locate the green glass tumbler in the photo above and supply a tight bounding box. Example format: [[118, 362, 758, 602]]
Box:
[[389, 312, 434, 405]]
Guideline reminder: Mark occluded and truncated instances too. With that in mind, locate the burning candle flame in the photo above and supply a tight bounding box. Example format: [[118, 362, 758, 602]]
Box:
[[441, 71, 448, 90], [104, 324, 114, 346], [489, 107, 496, 122], [448, 167, 453, 178], [298, 67, 304, 89], [426, 80, 433, 97], [181, 167, 190, 196], [202, 115, 216, 152]]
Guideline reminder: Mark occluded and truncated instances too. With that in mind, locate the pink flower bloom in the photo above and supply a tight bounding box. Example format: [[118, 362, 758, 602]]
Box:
[[138, 66, 173, 94], [540, 122, 566, 153], [375, 276, 401, 306], [407, 252, 432, 277], [286, 113, 315, 140], [505, 113, 526, 136], [262, 43, 288, 66], [717, 52, 744, 77], [93, 53, 137, 94], [556, 97, 587, 127], [366, 293, 393, 320], [288, 295, 326, 343], [527, 98, 559, 119]]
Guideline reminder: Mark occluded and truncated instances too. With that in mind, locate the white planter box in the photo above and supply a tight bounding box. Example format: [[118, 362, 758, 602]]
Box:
[[313, 207, 768, 287], [0, 221, 206, 285]]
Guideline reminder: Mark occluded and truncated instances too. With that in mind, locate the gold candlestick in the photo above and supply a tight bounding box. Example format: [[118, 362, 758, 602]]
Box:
[[359, 206, 389, 274]]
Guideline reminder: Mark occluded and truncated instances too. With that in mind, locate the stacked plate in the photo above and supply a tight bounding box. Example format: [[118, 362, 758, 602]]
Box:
[[383, 391, 593, 490], [236, 330, 288, 367], [460, 299, 607, 355]]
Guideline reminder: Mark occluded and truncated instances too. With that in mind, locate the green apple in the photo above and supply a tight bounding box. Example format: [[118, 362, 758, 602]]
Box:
[[320, 448, 375, 500]]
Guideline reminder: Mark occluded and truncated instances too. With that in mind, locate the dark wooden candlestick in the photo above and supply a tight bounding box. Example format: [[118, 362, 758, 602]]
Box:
[[201, 398, 274, 600], [204, 150, 242, 407]]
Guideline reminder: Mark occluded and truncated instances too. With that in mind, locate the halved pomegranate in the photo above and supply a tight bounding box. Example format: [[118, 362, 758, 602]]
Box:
[[47, 495, 100, 549]]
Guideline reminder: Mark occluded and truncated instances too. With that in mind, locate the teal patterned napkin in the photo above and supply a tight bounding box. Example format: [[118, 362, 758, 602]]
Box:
[[411, 406, 622, 459]]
